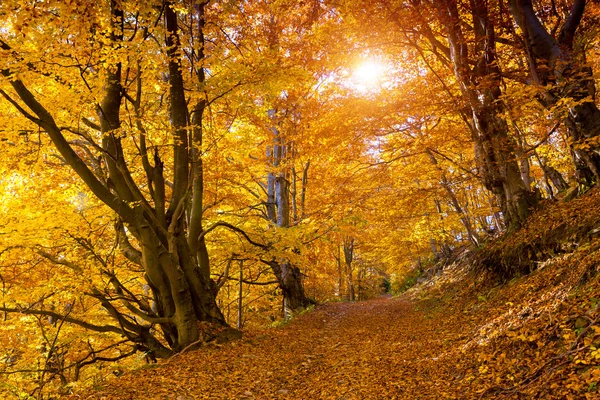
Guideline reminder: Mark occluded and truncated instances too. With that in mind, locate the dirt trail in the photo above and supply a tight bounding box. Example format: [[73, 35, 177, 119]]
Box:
[[87, 295, 482, 400]]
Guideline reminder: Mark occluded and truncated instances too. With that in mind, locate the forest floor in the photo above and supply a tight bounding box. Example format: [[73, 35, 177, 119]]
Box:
[[79, 191, 600, 400], [80, 255, 600, 399]]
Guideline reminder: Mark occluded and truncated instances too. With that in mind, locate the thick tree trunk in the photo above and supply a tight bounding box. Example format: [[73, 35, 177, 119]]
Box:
[[514, 129, 533, 189], [509, 0, 600, 184], [538, 156, 569, 194], [147, 2, 228, 353], [268, 260, 311, 318], [1, 0, 238, 359], [435, 0, 537, 229]]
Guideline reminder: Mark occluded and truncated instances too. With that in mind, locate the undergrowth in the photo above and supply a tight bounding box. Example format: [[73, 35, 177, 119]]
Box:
[[474, 187, 600, 281]]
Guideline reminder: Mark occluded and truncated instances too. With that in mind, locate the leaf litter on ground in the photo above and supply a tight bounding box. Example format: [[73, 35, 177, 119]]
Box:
[[78, 255, 600, 399], [78, 191, 600, 399]]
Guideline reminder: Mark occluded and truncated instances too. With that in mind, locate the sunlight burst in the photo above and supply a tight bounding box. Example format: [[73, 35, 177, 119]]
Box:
[[355, 61, 382, 84], [351, 59, 385, 92]]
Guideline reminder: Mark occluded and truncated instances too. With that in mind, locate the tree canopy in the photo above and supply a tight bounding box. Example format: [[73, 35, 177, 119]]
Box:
[[1, 0, 600, 396]]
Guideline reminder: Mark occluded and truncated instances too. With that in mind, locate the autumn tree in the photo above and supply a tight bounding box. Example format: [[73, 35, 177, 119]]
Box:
[[425, 0, 539, 228], [264, 105, 313, 315], [209, 0, 340, 314], [508, 0, 600, 184], [0, 0, 245, 359], [341, 0, 542, 230]]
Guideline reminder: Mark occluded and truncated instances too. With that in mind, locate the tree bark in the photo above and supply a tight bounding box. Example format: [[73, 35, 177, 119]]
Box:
[[433, 0, 537, 229], [538, 156, 569, 194], [1, 0, 233, 357], [343, 237, 355, 301], [237, 260, 243, 330], [508, 0, 600, 184], [265, 110, 311, 315]]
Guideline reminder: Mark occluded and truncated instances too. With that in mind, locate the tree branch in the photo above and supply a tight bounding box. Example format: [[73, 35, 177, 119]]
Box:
[[36, 250, 83, 274], [558, 0, 585, 49], [226, 277, 279, 286], [115, 220, 143, 266], [81, 117, 101, 132], [199, 222, 269, 249], [0, 89, 41, 124], [0, 306, 123, 334], [0, 73, 135, 222]]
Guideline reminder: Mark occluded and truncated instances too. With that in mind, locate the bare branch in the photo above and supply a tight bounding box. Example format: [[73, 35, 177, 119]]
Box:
[[0, 306, 123, 334], [36, 250, 83, 274], [199, 222, 269, 249], [81, 117, 101, 131]]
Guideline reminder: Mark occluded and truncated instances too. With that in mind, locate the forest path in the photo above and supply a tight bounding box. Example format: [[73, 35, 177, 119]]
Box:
[[89, 294, 482, 399]]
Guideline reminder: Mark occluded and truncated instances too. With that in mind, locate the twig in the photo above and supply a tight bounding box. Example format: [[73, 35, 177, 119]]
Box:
[[163, 339, 205, 365]]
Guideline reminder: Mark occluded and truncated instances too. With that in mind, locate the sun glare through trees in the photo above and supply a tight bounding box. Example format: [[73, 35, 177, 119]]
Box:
[[350, 59, 386, 92], [1, 0, 600, 398]]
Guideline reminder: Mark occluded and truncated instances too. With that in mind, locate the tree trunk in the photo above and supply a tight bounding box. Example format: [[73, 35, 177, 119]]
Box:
[[301, 160, 310, 219], [538, 155, 569, 194], [268, 260, 311, 318], [508, 0, 600, 184], [343, 238, 355, 301], [513, 127, 533, 189], [265, 110, 311, 314], [336, 245, 343, 298], [2, 1, 234, 358], [237, 261, 243, 330], [430, 0, 537, 229]]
